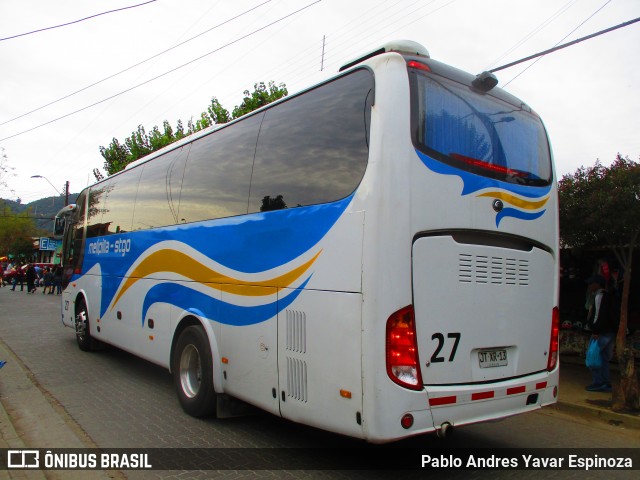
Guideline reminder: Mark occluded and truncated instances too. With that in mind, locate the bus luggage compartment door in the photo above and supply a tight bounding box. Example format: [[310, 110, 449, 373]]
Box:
[[412, 235, 555, 385]]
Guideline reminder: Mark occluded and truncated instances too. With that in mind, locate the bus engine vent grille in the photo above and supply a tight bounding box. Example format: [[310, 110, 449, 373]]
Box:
[[286, 357, 308, 403], [458, 254, 529, 286], [285, 310, 308, 402], [286, 310, 307, 353]]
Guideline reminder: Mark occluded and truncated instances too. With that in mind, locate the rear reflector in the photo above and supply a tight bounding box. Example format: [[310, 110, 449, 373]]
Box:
[[471, 391, 495, 401], [386, 305, 423, 390], [507, 386, 526, 395], [429, 395, 457, 407]]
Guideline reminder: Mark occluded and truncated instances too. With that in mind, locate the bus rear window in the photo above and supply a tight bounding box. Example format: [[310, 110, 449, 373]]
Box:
[[412, 74, 552, 186]]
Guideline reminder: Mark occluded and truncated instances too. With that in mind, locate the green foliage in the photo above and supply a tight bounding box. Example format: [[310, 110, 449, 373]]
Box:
[[208, 97, 230, 124], [98, 82, 287, 176], [232, 81, 288, 119], [559, 154, 640, 249], [0, 203, 37, 259], [559, 154, 640, 412], [99, 138, 129, 176]]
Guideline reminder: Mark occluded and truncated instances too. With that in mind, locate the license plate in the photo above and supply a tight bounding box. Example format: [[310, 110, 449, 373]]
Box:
[[479, 349, 508, 368]]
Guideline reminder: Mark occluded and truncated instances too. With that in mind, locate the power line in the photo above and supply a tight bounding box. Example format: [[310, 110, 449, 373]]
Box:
[[497, 0, 614, 87], [490, 16, 640, 74], [0, 0, 158, 42], [0, 0, 274, 128], [0, 0, 322, 143], [485, 0, 579, 70]]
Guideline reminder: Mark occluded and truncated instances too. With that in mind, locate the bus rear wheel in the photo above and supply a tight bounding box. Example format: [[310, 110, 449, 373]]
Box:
[[172, 325, 217, 417]]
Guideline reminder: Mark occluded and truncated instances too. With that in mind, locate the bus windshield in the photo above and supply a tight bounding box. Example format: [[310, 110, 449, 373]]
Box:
[[413, 74, 552, 186]]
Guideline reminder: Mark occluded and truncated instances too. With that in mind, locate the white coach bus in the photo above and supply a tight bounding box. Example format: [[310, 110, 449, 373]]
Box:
[[58, 40, 559, 443]]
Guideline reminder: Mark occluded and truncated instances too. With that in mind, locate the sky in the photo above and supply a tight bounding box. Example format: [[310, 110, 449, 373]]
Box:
[[1, 0, 638, 204]]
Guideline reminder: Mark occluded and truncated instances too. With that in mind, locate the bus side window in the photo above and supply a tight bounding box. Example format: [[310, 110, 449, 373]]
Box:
[[249, 69, 373, 213], [99, 171, 142, 235], [132, 145, 189, 231], [178, 113, 263, 224]]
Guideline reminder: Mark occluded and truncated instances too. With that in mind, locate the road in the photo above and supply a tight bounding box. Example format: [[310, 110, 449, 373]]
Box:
[[0, 288, 638, 479]]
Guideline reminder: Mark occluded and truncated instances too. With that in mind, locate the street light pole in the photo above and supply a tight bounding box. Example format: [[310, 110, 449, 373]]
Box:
[[31, 175, 70, 205], [31, 175, 61, 195]]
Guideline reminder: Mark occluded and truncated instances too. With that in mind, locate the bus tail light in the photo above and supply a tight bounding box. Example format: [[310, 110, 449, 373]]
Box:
[[407, 60, 431, 72], [386, 305, 423, 390], [547, 307, 559, 371]]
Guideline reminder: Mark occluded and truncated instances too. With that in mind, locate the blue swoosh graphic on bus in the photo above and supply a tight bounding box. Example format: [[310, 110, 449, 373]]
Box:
[[416, 149, 551, 226], [141, 277, 311, 326], [496, 208, 546, 225], [81, 196, 352, 317]]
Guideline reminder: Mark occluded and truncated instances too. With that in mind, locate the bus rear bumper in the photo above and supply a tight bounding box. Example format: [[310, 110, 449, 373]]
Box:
[[424, 369, 559, 430]]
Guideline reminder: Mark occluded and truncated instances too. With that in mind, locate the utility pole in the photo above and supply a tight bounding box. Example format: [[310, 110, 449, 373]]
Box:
[[64, 181, 69, 206], [320, 35, 326, 71]]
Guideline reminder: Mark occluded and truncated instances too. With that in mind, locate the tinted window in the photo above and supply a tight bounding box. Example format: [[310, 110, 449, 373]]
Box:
[[86, 183, 109, 239], [132, 145, 189, 230], [249, 69, 373, 212], [68, 190, 87, 275], [179, 113, 262, 223], [96, 169, 142, 235], [413, 74, 551, 185]]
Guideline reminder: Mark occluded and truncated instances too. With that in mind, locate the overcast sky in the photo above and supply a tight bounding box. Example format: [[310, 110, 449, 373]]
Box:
[[1, 0, 638, 203]]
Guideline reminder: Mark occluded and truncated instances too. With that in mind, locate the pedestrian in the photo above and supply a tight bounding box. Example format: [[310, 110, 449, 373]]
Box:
[[34, 265, 43, 287], [585, 275, 619, 392], [42, 267, 53, 294], [25, 264, 37, 294], [10, 263, 25, 291], [53, 265, 63, 295]]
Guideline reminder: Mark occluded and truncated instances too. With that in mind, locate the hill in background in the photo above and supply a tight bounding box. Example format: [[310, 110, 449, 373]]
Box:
[[1, 194, 79, 235]]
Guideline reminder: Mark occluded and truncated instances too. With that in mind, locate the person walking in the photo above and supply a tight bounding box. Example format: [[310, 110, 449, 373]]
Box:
[[585, 275, 619, 392], [25, 264, 37, 294], [42, 267, 53, 294], [53, 265, 63, 295], [10, 263, 25, 291]]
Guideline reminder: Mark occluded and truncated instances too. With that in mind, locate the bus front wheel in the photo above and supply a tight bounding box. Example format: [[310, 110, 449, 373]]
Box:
[[172, 325, 217, 417], [75, 299, 96, 351]]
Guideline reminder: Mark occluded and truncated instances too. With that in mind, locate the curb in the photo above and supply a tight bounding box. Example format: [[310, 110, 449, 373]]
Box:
[[553, 399, 640, 431], [0, 340, 118, 480], [557, 354, 640, 431]]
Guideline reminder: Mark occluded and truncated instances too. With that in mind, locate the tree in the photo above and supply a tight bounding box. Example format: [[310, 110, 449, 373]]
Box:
[[558, 154, 640, 412], [99, 82, 287, 176], [232, 81, 288, 119], [99, 138, 129, 176], [208, 97, 230, 124], [0, 203, 37, 260]]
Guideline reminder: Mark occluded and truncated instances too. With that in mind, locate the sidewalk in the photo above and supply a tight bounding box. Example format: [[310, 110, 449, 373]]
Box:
[[555, 354, 640, 429], [0, 340, 117, 480]]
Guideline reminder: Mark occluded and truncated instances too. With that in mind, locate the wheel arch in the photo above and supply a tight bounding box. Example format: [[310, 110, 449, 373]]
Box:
[[170, 311, 224, 394]]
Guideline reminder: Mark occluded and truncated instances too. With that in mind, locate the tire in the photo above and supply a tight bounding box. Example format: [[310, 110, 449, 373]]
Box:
[[171, 325, 217, 417], [75, 299, 96, 351]]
